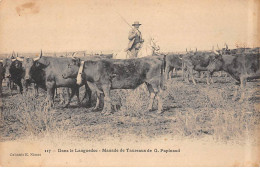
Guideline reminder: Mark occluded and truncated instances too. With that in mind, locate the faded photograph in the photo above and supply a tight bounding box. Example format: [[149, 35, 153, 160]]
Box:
[[0, 0, 259, 167]]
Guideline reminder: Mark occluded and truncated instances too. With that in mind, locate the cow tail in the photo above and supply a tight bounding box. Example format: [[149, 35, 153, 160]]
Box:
[[160, 55, 166, 90]]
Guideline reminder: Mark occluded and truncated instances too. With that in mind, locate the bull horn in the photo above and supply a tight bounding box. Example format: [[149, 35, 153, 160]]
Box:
[[12, 51, 15, 57], [40, 49, 42, 57], [217, 44, 220, 50], [16, 57, 24, 62], [213, 50, 219, 55], [33, 56, 40, 61], [11, 58, 16, 61], [72, 52, 77, 57], [225, 43, 228, 49], [186, 48, 188, 52], [195, 48, 197, 52]]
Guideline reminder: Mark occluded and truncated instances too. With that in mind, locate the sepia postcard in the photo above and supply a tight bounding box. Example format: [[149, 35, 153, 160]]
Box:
[[0, 0, 259, 167]]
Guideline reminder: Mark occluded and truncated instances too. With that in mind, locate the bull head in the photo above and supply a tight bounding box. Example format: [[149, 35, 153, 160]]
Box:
[[10, 53, 20, 61], [72, 57, 81, 66]]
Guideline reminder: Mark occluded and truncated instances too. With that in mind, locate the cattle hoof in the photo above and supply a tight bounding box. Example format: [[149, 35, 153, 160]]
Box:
[[103, 112, 112, 116], [92, 107, 99, 112], [157, 110, 164, 114]]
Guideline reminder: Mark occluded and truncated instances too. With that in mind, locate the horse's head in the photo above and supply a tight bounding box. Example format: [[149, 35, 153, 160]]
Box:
[[150, 38, 160, 52]]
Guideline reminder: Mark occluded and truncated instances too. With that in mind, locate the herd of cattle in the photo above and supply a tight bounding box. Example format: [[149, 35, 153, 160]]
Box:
[[0, 45, 259, 115]]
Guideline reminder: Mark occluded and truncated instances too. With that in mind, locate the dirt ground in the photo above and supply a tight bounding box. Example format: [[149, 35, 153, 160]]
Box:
[[0, 72, 259, 144]]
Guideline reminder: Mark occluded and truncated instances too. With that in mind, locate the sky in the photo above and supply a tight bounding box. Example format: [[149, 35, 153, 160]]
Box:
[[0, 0, 259, 54]]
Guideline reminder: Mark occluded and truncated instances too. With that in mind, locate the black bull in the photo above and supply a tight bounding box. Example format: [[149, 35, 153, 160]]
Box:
[[62, 55, 166, 115]]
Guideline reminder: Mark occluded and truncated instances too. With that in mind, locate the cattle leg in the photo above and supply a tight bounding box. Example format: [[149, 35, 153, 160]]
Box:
[[155, 90, 163, 114], [84, 84, 92, 107], [206, 72, 214, 85], [172, 68, 177, 78], [197, 71, 201, 78], [174, 68, 178, 77], [17, 81, 23, 94], [75, 87, 81, 106], [165, 66, 170, 80], [232, 85, 239, 101], [218, 71, 222, 77], [206, 72, 211, 85], [182, 62, 185, 81], [92, 92, 101, 111], [146, 84, 155, 112], [46, 88, 55, 107], [22, 79, 28, 96], [46, 81, 55, 107], [101, 84, 112, 115], [210, 72, 214, 84], [55, 88, 58, 98], [238, 77, 247, 103], [34, 84, 38, 97], [8, 80, 13, 96], [184, 67, 190, 83], [189, 68, 196, 85], [64, 87, 76, 107]]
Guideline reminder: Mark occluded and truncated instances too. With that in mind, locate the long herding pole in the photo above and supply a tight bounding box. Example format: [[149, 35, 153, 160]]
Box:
[[114, 10, 133, 29]]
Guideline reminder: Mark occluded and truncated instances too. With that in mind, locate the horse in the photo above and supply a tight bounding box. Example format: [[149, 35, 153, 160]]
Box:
[[113, 37, 160, 59]]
